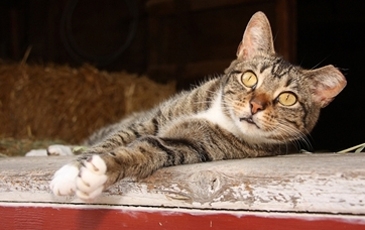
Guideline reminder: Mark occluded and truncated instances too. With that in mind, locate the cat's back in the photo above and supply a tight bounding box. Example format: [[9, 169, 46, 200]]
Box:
[[156, 77, 223, 119]]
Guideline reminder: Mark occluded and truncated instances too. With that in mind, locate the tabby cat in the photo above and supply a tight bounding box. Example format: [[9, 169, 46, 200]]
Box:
[[50, 11, 346, 201]]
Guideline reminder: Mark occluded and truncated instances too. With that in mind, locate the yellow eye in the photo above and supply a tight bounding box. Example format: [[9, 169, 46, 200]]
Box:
[[277, 92, 297, 106], [241, 71, 258, 88]]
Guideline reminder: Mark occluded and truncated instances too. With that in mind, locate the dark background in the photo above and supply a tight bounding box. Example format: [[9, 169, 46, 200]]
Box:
[[297, 0, 365, 151], [0, 0, 364, 151]]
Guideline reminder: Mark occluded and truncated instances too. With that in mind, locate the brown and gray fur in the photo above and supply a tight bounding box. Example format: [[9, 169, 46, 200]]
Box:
[[70, 12, 346, 190]]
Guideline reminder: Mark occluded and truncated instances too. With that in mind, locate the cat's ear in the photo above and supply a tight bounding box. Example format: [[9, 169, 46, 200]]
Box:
[[237, 11, 275, 60], [304, 65, 347, 108]]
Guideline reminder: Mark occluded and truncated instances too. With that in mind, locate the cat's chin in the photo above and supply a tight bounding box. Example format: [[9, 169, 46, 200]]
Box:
[[237, 120, 282, 144]]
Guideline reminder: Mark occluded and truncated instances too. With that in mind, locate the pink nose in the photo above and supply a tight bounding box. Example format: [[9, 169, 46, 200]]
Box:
[[250, 95, 267, 114]]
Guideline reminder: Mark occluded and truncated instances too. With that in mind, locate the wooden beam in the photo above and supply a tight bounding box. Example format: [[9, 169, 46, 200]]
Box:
[[1, 153, 365, 214], [1, 153, 365, 229]]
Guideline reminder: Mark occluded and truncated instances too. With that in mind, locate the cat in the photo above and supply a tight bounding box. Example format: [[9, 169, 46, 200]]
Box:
[[50, 11, 346, 201]]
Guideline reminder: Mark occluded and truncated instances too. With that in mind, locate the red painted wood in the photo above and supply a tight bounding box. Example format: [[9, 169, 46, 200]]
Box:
[[0, 206, 364, 230]]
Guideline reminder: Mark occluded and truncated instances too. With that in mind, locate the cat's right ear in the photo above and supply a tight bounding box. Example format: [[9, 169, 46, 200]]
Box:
[[237, 11, 275, 60]]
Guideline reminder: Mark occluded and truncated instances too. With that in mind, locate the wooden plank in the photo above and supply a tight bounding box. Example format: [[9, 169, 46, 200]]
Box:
[[0, 153, 365, 215]]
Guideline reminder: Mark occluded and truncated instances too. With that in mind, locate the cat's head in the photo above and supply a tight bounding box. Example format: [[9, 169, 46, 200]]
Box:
[[223, 11, 346, 144]]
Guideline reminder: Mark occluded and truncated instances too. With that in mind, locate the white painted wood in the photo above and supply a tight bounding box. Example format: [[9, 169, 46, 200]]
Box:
[[0, 153, 364, 214]]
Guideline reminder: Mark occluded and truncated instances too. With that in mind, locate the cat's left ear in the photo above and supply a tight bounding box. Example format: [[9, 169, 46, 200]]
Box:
[[237, 11, 275, 60], [304, 65, 347, 108]]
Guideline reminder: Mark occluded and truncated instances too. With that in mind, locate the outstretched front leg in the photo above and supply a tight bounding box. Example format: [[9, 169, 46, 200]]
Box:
[[50, 132, 215, 201], [50, 119, 221, 200]]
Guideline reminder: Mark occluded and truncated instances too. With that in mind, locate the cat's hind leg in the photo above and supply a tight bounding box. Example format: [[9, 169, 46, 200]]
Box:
[[26, 145, 76, 157]]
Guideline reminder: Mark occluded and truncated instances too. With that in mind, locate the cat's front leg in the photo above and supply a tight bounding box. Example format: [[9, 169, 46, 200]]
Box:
[[50, 133, 207, 200], [50, 147, 152, 201]]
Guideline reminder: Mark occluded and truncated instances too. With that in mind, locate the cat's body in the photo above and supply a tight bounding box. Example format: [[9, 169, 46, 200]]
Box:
[[50, 12, 346, 201]]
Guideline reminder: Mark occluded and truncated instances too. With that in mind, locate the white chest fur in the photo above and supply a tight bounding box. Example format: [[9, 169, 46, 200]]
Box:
[[194, 92, 242, 138]]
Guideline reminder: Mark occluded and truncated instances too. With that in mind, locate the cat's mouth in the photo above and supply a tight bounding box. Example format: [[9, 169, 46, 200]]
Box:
[[239, 116, 260, 128]]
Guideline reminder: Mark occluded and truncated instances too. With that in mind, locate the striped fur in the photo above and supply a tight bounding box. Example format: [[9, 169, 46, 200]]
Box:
[[55, 12, 346, 193]]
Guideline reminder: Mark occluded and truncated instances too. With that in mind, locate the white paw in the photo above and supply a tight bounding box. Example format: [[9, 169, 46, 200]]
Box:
[[50, 164, 79, 196], [50, 155, 108, 201], [47, 145, 74, 156], [25, 149, 48, 157], [25, 145, 74, 157], [76, 155, 108, 200]]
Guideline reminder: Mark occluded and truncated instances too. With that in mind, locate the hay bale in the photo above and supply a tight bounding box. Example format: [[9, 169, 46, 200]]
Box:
[[0, 61, 176, 144]]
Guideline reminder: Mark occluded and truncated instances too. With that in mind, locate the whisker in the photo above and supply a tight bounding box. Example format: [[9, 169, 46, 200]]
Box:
[[274, 119, 313, 151], [311, 55, 331, 69]]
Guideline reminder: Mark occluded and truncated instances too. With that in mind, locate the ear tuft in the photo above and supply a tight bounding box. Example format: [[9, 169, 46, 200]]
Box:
[[304, 65, 347, 108], [237, 11, 275, 60]]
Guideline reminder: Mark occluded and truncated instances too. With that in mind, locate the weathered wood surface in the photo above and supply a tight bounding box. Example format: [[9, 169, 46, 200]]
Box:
[[0, 153, 365, 215]]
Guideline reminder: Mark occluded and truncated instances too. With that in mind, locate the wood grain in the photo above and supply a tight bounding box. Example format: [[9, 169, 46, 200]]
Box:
[[0, 153, 364, 214]]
